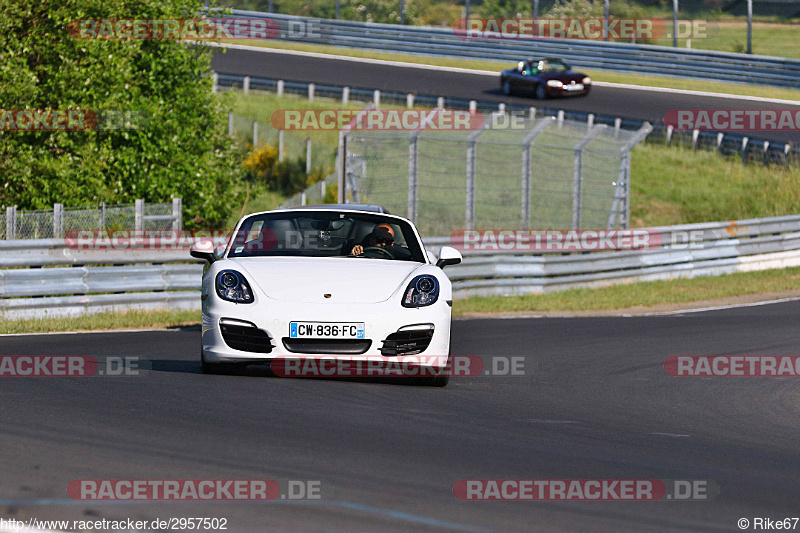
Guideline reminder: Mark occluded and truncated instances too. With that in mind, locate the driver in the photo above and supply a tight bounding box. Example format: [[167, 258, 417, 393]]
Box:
[[350, 225, 394, 257]]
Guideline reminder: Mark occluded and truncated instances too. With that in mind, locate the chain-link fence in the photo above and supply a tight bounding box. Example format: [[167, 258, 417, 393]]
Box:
[[2, 199, 181, 240], [229, 112, 337, 172], [280, 173, 338, 208], [343, 114, 651, 237]]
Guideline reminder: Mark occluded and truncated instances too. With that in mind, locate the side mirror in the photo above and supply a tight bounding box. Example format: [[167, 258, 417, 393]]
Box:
[[436, 246, 462, 269], [190, 240, 217, 263]]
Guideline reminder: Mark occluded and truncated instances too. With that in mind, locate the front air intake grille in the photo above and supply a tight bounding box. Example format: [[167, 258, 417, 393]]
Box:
[[380, 328, 434, 356], [220, 320, 274, 353], [282, 338, 372, 355]]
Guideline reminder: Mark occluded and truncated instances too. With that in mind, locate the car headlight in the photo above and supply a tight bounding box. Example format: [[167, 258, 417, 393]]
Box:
[[546, 80, 563, 88], [215, 270, 254, 303], [402, 275, 440, 308], [582, 77, 592, 84]]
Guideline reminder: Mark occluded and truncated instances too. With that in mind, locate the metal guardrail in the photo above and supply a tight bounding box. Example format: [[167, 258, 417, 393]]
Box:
[[2, 215, 800, 318], [228, 10, 800, 89], [215, 72, 799, 166]]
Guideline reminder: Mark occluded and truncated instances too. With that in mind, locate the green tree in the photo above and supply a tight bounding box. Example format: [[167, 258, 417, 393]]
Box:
[[0, 0, 243, 228]]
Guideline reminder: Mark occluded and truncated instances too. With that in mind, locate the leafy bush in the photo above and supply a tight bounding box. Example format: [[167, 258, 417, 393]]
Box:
[[0, 0, 244, 228], [546, 0, 603, 19], [243, 143, 331, 196]]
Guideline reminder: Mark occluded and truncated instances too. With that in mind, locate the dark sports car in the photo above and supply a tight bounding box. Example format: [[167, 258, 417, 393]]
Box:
[[500, 58, 591, 99]]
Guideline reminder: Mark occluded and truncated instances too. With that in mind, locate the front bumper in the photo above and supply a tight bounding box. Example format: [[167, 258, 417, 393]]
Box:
[[201, 296, 451, 365], [548, 85, 591, 97]]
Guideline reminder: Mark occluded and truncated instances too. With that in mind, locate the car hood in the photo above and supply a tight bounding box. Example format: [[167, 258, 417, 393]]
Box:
[[543, 71, 585, 83], [232, 256, 424, 304]]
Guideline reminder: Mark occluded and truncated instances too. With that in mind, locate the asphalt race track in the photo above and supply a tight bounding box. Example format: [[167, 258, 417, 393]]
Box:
[[3, 300, 800, 531], [211, 47, 800, 144]]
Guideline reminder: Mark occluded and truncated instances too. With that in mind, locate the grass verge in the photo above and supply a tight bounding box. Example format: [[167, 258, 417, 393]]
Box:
[[453, 266, 800, 315], [0, 309, 200, 335], [221, 39, 800, 102]]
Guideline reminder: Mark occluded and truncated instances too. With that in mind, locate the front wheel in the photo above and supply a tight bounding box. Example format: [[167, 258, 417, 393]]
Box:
[[201, 349, 236, 375], [501, 79, 511, 96], [417, 353, 450, 387]]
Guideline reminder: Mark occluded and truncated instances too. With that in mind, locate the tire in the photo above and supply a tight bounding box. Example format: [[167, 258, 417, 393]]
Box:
[[417, 353, 450, 387], [501, 79, 511, 96], [201, 349, 235, 375], [535, 84, 547, 100]]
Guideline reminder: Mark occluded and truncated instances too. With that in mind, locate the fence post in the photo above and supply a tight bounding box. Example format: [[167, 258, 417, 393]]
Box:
[[466, 125, 488, 230], [587, 113, 594, 129], [557, 110, 564, 127], [498, 103, 506, 115], [53, 203, 63, 239], [100, 201, 106, 230], [172, 197, 182, 231], [741, 136, 749, 164], [572, 125, 606, 229], [253, 121, 259, 146], [666, 125, 674, 145], [278, 129, 284, 162], [521, 118, 554, 228], [342, 86, 349, 105], [373, 90, 381, 108], [408, 131, 420, 223], [691, 129, 700, 149], [337, 130, 346, 203], [135, 199, 144, 232], [407, 94, 415, 108], [243, 76, 250, 94], [608, 122, 652, 229], [212, 72, 218, 93], [716, 132, 724, 151], [228, 111, 234, 136], [301, 192, 307, 205], [308, 83, 315, 102], [305, 138, 312, 175], [277, 79, 284, 97], [6, 206, 16, 240], [437, 97, 444, 109], [529, 107, 536, 120], [614, 117, 621, 138]]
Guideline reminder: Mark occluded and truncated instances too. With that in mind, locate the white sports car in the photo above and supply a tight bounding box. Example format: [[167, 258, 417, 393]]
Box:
[[190, 205, 463, 386]]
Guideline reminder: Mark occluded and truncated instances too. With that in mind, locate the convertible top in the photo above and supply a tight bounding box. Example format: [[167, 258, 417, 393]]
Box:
[[278, 204, 389, 214]]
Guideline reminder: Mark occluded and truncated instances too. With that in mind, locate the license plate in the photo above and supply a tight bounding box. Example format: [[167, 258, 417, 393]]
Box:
[[565, 84, 584, 91], [290, 322, 365, 339]]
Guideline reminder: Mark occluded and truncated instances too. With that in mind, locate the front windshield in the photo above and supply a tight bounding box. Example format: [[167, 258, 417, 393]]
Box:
[[538, 60, 569, 72], [227, 211, 426, 263]]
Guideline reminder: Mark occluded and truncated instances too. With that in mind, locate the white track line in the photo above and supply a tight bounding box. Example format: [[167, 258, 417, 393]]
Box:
[[213, 42, 800, 106], [634, 295, 800, 316]]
